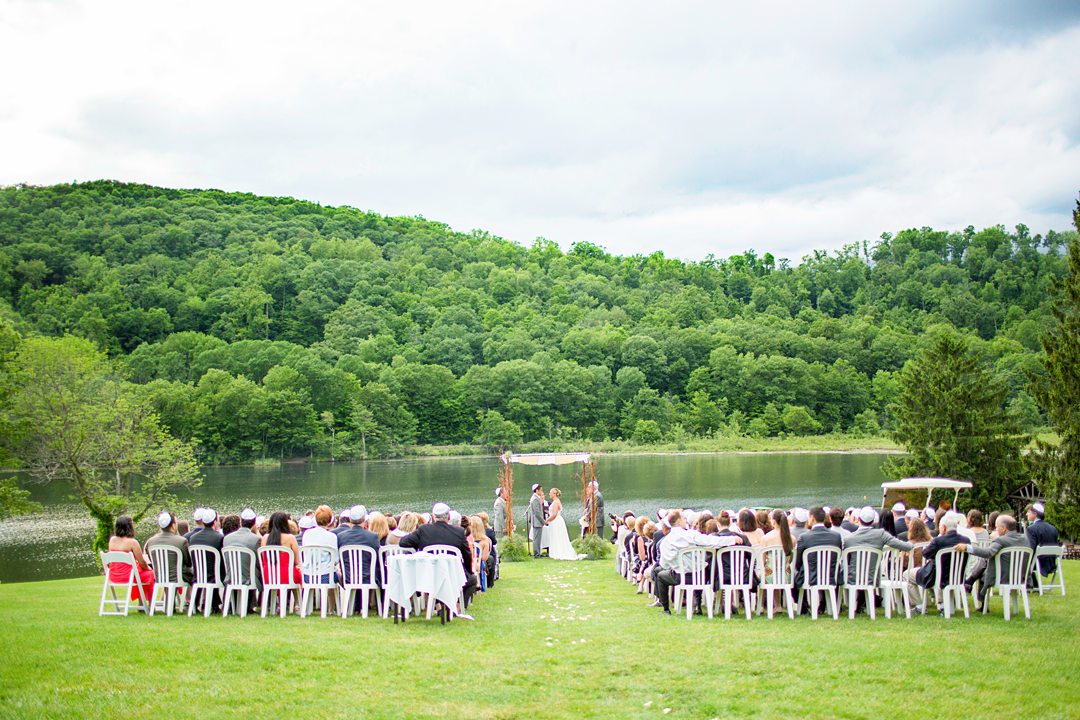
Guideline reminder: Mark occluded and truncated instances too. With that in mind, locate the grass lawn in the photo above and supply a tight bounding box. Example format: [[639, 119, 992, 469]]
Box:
[[0, 559, 1077, 719]]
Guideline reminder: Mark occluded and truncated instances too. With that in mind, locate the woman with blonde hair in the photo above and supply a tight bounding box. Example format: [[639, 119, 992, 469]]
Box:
[[469, 515, 491, 574], [388, 511, 418, 545], [367, 512, 390, 546]]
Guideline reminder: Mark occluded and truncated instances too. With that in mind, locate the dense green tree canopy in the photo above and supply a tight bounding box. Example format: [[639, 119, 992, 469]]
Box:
[[0, 181, 1073, 462]]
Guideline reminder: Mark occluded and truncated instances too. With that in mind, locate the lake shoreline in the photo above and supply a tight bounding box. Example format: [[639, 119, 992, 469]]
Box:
[[216, 437, 904, 468]]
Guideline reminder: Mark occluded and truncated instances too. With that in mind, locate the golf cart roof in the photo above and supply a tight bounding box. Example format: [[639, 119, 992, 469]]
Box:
[[881, 477, 973, 491]]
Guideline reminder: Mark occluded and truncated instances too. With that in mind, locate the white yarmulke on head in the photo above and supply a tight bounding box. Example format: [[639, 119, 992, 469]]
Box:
[[905, 509, 919, 520], [892, 502, 906, 513], [203, 508, 216, 524], [793, 508, 809, 523], [350, 504, 367, 522], [1033, 502, 1045, 516], [240, 508, 256, 521], [858, 506, 876, 524], [298, 515, 316, 529], [157, 511, 172, 529], [449, 510, 461, 525], [432, 502, 450, 517]]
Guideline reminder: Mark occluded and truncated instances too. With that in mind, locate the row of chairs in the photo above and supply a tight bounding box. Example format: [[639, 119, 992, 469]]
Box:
[[100, 544, 421, 619], [617, 541, 1065, 621]]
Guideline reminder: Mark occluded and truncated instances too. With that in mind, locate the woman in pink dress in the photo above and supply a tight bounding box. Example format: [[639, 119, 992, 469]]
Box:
[[107, 516, 155, 602]]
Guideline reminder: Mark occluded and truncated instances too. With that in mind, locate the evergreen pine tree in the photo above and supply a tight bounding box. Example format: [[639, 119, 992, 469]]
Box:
[[885, 329, 1026, 510], [1027, 197, 1080, 539]]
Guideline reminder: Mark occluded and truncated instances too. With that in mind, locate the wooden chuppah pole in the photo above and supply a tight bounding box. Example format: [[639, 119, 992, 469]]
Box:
[[499, 453, 514, 536], [579, 459, 598, 536]]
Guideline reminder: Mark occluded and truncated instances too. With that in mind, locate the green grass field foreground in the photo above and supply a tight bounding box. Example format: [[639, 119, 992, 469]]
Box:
[[1, 560, 1077, 719]]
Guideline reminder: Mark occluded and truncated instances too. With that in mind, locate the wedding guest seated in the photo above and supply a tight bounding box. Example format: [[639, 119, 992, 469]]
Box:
[[107, 516, 155, 603], [880, 510, 897, 537], [842, 506, 912, 596], [260, 512, 302, 586], [755, 509, 772, 536], [760, 509, 795, 586], [956, 514, 1031, 600], [654, 510, 745, 614], [737, 509, 764, 546], [301, 506, 339, 591], [337, 505, 382, 587], [400, 502, 477, 607], [986, 511, 1001, 540], [790, 508, 810, 542], [469, 515, 492, 583], [367, 512, 390, 546], [892, 502, 908, 536], [389, 512, 419, 545], [176, 520, 190, 536], [183, 508, 203, 540], [188, 508, 225, 610], [223, 508, 262, 594], [145, 511, 193, 585], [905, 512, 968, 614], [220, 514, 240, 537], [793, 507, 843, 601], [959, 509, 988, 544], [1025, 502, 1061, 577], [828, 506, 851, 540]]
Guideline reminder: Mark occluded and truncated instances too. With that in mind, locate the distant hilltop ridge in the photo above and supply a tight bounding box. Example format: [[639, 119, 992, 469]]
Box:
[[0, 180, 1068, 463]]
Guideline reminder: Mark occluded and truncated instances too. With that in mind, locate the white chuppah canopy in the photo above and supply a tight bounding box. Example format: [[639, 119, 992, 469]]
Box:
[[501, 452, 591, 466]]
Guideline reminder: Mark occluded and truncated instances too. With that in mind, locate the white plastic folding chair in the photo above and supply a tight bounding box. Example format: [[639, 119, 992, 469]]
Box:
[[670, 548, 713, 620], [146, 545, 188, 617], [1033, 546, 1066, 596], [984, 546, 1033, 621], [716, 546, 755, 620], [880, 548, 911, 619], [299, 545, 339, 618], [420, 545, 465, 618], [259, 545, 299, 618], [798, 547, 840, 620], [221, 546, 259, 618], [755, 545, 796, 619], [339, 546, 381, 618], [379, 545, 416, 617], [99, 551, 149, 617], [840, 547, 883, 619], [933, 547, 970, 619], [980, 546, 1028, 621], [188, 546, 225, 617]]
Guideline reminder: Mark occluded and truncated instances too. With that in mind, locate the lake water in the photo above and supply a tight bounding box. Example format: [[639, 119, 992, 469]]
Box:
[[0, 452, 893, 583]]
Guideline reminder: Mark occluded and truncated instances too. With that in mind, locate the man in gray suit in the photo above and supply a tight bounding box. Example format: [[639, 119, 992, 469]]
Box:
[[956, 514, 1031, 600], [843, 506, 913, 583], [223, 508, 262, 588], [493, 487, 508, 536], [528, 484, 546, 558]]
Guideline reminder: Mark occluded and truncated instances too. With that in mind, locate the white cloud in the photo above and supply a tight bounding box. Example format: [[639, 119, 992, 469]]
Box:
[[1, 0, 1077, 260]]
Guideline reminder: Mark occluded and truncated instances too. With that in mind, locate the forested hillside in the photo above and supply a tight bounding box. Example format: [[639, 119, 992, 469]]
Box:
[[0, 181, 1072, 462]]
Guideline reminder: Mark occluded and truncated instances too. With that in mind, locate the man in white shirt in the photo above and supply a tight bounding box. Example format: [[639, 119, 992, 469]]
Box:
[[301, 505, 339, 589], [654, 510, 744, 614]]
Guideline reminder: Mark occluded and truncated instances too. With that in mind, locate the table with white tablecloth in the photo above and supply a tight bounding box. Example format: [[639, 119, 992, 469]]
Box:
[[385, 552, 467, 620]]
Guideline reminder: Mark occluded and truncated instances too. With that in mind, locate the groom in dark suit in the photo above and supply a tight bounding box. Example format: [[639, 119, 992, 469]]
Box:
[[793, 506, 843, 591], [528, 485, 546, 558]]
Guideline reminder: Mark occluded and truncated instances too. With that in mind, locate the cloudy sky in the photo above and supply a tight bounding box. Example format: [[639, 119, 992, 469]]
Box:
[[2, 1, 1078, 261]]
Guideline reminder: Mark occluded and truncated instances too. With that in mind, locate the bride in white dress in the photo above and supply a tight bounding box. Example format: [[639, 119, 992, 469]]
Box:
[[544, 488, 580, 561]]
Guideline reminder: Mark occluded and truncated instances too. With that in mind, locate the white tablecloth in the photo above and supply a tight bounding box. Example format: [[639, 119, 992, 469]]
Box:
[[386, 553, 467, 618]]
